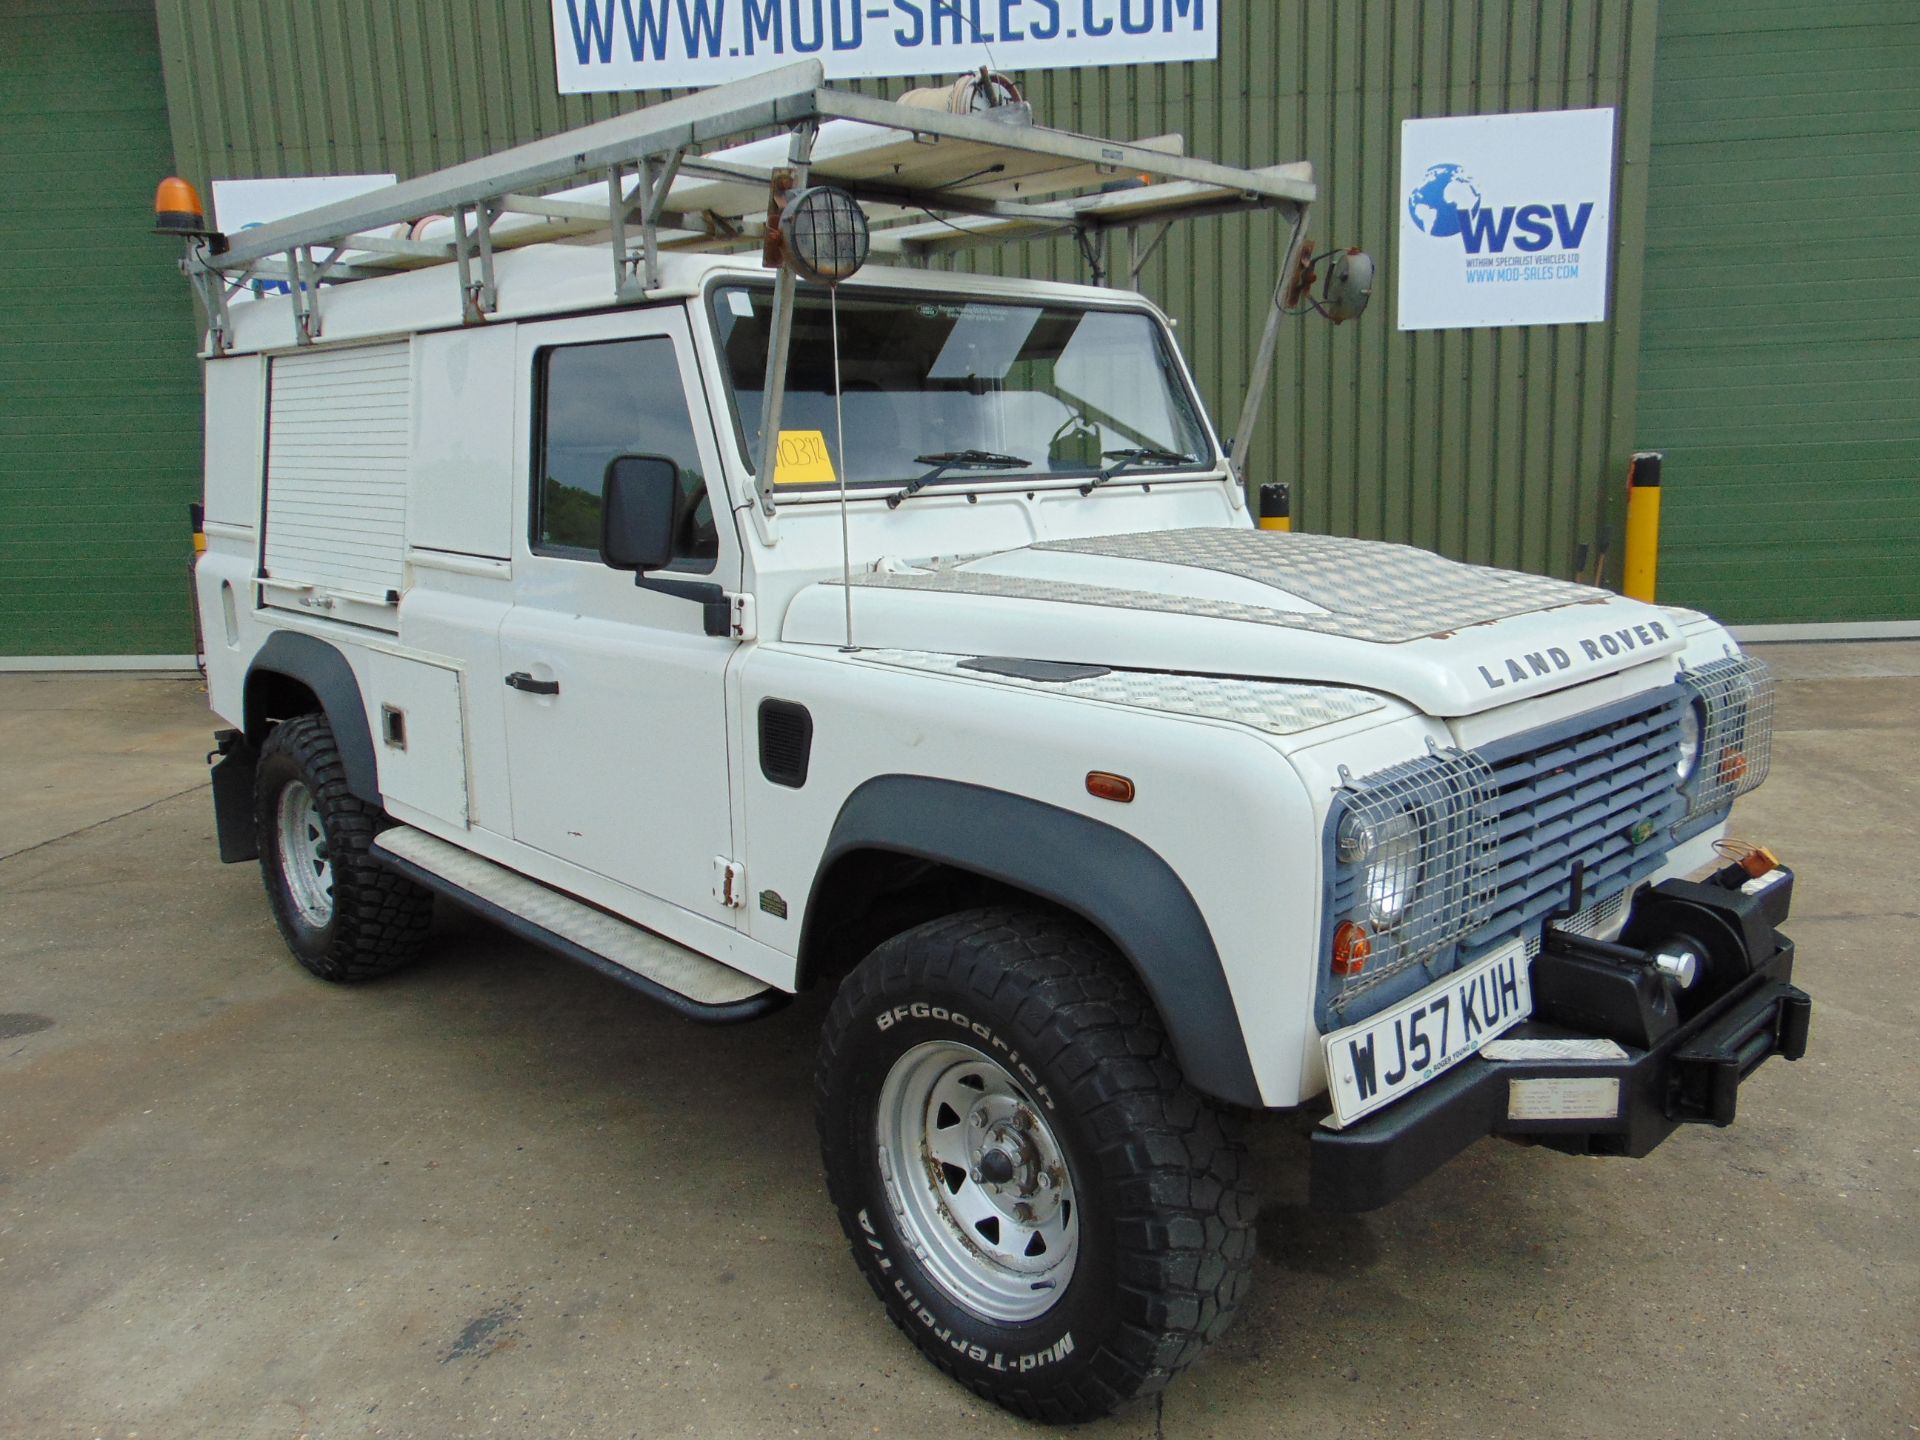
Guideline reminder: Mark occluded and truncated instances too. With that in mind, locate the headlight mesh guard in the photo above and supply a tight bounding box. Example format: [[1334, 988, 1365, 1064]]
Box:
[[1331, 748, 1500, 996], [1682, 654, 1775, 817]]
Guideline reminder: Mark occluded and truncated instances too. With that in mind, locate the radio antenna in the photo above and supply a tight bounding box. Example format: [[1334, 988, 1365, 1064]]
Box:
[[829, 283, 856, 652]]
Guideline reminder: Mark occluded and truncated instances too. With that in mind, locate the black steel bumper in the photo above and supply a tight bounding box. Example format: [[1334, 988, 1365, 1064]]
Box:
[[1310, 862, 1812, 1213]]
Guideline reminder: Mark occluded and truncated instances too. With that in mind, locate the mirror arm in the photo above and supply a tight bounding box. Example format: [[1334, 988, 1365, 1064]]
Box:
[[1228, 201, 1312, 484], [636, 574, 731, 637]]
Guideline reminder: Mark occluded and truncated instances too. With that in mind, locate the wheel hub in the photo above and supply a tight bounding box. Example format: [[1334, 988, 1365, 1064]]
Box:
[[966, 1102, 1068, 1226]]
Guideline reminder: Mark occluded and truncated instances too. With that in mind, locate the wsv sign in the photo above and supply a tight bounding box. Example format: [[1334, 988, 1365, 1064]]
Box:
[[1406, 163, 1595, 254], [1462, 201, 1593, 254], [1397, 110, 1615, 332]]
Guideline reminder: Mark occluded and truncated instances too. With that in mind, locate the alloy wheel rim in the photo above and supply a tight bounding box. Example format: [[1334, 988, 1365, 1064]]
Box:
[[875, 1039, 1079, 1323], [276, 780, 334, 928]]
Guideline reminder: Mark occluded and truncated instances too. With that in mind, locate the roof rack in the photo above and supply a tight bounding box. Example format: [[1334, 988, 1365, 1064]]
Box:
[[171, 59, 1317, 506], [178, 60, 1310, 337]]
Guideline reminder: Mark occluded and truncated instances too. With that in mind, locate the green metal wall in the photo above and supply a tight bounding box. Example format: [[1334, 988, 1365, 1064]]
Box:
[[155, 0, 1658, 588], [948, 2, 1659, 582], [0, 0, 203, 657], [1637, 0, 1919, 624]]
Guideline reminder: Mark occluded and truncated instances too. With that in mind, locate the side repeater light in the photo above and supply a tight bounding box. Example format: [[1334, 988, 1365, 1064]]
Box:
[[1085, 771, 1135, 803]]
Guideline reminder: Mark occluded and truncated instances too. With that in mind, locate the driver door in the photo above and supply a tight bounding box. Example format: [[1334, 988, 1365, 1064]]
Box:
[[499, 308, 740, 925]]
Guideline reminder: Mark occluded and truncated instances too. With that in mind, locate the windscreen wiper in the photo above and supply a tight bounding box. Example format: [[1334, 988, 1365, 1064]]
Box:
[[1081, 448, 1196, 495], [887, 451, 1032, 509]]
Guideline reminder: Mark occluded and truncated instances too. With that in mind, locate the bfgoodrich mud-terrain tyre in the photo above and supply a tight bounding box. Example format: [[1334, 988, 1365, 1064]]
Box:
[[254, 713, 433, 983], [816, 907, 1256, 1423]]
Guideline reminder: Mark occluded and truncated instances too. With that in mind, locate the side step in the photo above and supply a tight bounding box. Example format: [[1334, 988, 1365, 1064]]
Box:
[[371, 826, 785, 1024]]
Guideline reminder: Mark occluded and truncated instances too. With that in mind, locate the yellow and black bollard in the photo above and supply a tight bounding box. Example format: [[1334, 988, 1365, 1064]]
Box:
[[1257, 482, 1291, 533], [1622, 451, 1662, 602]]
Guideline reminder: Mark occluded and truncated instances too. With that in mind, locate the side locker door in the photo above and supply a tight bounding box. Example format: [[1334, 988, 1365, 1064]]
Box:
[[396, 324, 520, 837], [499, 309, 742, 926]]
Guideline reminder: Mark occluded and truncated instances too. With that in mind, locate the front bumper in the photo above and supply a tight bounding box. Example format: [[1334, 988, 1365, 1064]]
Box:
[[1310, 863, 1811, 1212]]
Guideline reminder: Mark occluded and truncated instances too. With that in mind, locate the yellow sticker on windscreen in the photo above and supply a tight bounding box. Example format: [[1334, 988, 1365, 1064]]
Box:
[[773, 430, 837, 486]]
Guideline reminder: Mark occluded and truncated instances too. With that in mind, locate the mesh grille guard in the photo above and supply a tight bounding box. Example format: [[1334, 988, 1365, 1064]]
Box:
[[1680, 654, 1775, 818], [1326, 749, 1500, 1011]]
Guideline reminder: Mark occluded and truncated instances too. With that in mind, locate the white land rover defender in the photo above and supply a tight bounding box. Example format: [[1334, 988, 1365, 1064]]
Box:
[[170, 64, 1810, 1423]]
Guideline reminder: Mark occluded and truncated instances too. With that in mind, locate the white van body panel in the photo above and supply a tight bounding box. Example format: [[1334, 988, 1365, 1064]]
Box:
[[408, 325, 517, 560]]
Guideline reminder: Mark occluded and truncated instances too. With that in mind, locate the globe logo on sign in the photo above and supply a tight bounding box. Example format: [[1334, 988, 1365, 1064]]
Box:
[[1407, 163, 1483, 239]]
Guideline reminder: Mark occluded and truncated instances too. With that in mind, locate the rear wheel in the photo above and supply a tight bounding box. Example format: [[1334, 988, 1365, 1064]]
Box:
[[254, 713, 432, 982], [816, 907, 1255, 1423]]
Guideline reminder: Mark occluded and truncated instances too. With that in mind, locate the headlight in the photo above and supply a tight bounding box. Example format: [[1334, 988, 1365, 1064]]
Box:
[[1675, 700, 1703, 783], [1337, 808, 1422, 924]]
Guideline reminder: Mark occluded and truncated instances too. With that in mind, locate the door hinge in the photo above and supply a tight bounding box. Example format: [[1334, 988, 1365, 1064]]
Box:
[[713, 856, 747, 908], [699, 591, 757, 642], [726, 592, 756, 642]]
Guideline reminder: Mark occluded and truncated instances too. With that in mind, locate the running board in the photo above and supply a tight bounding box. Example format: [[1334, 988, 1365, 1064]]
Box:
[[371, 826, 784, 1024]]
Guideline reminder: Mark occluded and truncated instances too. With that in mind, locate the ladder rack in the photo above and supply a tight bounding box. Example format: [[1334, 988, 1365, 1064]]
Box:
[[179, 59, 1313, 355]]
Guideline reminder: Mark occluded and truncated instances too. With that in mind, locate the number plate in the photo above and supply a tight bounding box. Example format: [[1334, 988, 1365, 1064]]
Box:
[[1321, 941, 1532, 1129]]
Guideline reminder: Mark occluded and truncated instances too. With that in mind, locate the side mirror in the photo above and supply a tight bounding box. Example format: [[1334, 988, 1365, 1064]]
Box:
[[600, 454, 680, 573], [1319, 249, 1375, 324]]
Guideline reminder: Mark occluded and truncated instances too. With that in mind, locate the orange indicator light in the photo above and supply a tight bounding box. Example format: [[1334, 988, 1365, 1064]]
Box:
[[1085, 771, 1135, 803], [1332, 921, 1372, 977]]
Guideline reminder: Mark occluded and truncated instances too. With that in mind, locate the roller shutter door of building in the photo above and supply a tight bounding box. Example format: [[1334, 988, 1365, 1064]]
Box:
[[1637, 1, 1919, 627], [0, 2, 202, 658]]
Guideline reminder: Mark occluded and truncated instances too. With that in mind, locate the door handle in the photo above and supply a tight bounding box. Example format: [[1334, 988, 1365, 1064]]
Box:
[[504, 671, 559, 695]]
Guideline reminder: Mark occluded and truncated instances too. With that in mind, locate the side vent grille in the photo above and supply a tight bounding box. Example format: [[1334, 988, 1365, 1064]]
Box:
[[759, 699, 813, 788]]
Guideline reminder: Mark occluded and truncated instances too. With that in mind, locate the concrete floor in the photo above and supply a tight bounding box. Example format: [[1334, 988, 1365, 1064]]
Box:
[[1, 649, 1914, 1439]]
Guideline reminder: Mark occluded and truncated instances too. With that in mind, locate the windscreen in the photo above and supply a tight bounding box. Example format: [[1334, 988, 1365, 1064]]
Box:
[[709, 285, 1212, 489]]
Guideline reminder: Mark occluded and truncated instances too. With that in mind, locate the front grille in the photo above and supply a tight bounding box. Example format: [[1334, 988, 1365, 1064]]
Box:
[[1464, 685, 1686, 960], [1319, 685, 1689, 1030]]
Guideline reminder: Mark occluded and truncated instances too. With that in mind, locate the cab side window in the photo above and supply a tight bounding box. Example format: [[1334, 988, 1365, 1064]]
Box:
[[533, 337, 718, 569]]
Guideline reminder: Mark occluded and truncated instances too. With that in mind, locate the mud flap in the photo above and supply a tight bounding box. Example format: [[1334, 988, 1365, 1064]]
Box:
[[210, 729, 259, 863]]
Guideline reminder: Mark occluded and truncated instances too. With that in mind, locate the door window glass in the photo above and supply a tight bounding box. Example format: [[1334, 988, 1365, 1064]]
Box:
[[534, 336, 717, 568]]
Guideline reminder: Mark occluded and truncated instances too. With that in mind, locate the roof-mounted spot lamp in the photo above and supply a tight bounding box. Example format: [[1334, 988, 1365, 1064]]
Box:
[[780, 185, 871, 285]]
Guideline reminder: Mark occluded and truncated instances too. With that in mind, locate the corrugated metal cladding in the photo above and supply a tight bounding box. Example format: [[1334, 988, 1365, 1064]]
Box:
[[155, 0, 1657, 585], [1637, 0, 1919, 624], [1, 0, 202, 657]]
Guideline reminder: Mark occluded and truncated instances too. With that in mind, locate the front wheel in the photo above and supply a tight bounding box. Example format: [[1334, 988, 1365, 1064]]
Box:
[[816, 908, 1255, 1423]]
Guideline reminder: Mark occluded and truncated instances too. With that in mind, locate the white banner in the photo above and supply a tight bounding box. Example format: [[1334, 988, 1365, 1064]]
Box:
[[551, 0, 1217, 92], [1397, 108, 1615, 331]]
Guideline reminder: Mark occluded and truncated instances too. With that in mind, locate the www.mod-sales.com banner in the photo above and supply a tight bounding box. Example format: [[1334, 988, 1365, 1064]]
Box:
[[552, 0, 1217, 92]]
